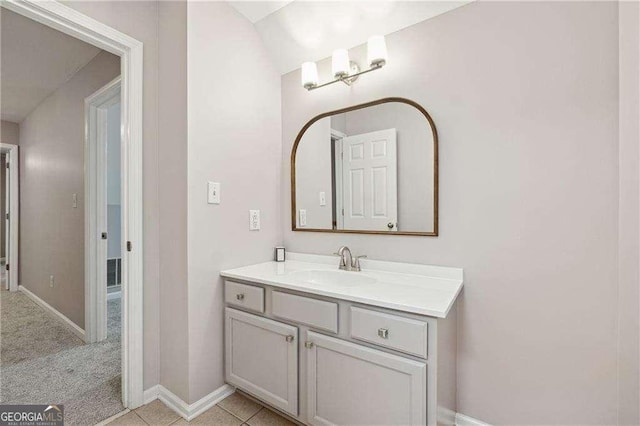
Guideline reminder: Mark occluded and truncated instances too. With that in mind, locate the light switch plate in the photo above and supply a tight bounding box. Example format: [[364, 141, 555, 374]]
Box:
[[208, 182, 220, 204], [249, 210, 260, 230], [299, 209, 307, 227], [319, 192, 326, 206]]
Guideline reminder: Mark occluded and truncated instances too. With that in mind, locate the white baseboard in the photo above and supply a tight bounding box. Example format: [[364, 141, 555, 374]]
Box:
[[456, 412, 491, 426], [438, 406, 456, 425], [143, 385, 161, 405], [144, 383, 486, 426], [18, 285, 85, 341], [143, 384, 235, 421]]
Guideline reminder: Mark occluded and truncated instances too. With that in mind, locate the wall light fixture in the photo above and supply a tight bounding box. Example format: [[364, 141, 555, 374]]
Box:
[[301, 35, 388, 91]]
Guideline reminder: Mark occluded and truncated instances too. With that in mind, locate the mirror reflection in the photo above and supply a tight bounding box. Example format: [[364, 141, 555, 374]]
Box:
[[293, 98, 438, 235]]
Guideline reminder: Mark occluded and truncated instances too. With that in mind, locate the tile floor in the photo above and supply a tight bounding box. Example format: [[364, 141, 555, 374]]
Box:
[[106, 392, 296, 426]]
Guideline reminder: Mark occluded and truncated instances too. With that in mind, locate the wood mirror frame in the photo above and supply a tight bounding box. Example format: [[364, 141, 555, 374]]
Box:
[[291, 97, 439, 236]]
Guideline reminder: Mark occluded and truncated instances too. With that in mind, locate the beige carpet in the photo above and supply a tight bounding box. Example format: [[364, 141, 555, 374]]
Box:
[[0, 289, 123, 425]]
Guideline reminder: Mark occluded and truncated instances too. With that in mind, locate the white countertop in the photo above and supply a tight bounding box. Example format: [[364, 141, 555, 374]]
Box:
[[220, 253, 463, 318]]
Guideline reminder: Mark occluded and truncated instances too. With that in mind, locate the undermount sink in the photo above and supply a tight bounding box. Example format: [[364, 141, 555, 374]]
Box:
[[289, 270, 377, 287]]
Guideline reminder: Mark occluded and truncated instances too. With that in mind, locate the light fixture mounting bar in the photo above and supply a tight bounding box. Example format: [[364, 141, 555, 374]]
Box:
[[306, 62, 384, 91]]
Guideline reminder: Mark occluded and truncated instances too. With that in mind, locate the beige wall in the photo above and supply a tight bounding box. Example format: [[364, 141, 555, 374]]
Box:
[[617, 1, 640, 423], [1, 120, 19, 145], [19, 51, 120, 328], [282, 2, 620, 423], [186, 1, 282, 403], [158, 0, 189, 402], [295, 118, 333, 229]]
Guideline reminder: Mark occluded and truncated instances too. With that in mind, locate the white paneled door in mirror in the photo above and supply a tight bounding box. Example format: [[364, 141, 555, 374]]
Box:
[[341, 129, 398, 232]]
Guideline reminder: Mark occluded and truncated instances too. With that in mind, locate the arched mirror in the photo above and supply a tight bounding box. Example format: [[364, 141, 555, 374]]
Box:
[[291, 97, 438, 236]]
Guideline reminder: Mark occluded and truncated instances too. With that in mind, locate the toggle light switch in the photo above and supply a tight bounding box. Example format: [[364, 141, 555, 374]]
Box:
[[208, 182, 220, 204]]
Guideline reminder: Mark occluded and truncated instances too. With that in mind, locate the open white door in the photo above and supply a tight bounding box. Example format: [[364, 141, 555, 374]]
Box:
[[341, 129, 398, 231], [85, 77, 121, 344]]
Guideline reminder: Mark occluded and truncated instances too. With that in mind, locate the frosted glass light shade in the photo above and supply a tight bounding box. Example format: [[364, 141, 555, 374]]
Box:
[[301, 62, 318, 89], [332, 49, 350, 78], [368, 35, 388, 67]]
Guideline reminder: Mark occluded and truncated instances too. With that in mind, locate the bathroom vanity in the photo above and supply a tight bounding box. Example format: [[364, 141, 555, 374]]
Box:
[[220, 253, 463, 426]]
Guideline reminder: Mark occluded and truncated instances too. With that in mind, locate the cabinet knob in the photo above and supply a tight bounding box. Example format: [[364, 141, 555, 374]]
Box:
[[285, 335, 294, 343], [236, 293, 245, 301], [378, 328, 389, 339], [304, 341, 314, 349]]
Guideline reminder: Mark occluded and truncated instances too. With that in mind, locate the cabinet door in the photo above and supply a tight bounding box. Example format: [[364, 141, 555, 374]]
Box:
[[306, 331, 426, 426], [225, 308, 298, 416]]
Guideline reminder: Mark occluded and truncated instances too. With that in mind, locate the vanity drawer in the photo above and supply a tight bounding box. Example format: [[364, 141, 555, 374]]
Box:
[[350, 307, 428, 359], [225, 281, 264, 313], [272, 291, 338, 333]]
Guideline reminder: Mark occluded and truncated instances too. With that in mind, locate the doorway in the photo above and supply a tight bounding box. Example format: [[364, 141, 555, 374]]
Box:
[[0, 0, 144, 409]]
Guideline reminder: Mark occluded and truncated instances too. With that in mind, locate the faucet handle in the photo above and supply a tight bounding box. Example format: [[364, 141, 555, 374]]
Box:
[[352, 255, 367, 271], [333, 252, 348, 268]]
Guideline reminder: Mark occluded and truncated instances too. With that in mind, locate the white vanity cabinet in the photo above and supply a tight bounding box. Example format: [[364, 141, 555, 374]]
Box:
[[223, 278, 459, 426], [225, 308, 298, 416], [306, 331, 426, 426]]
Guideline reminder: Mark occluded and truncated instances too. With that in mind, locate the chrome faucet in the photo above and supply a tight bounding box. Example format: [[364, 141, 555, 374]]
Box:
[[335, 246, 367, 272]]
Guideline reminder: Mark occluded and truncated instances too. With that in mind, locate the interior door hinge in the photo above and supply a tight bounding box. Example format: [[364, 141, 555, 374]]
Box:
[[5, 213, 8, 220], [127, 241, 132, 252], [5, 264, 8, 271], [5, 163, 9, 169]]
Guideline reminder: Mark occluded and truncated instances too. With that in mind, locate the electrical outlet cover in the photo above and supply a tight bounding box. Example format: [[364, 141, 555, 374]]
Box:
[[249, 209, 260, 230]]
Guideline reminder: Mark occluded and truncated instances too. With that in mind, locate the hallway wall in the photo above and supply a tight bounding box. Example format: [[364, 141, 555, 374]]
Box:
[[19, 51, 120, 328]]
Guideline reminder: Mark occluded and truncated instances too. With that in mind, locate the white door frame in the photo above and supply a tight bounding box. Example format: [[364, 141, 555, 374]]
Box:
[[0, 0, 145, 409], [330, 129, 346, 230], [0, 143, 19, 292], [85, 77, 121, 344]]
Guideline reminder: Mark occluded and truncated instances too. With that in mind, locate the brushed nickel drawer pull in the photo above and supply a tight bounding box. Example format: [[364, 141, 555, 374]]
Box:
[[236, 293, 245, 301], [378, 328, 389, 339], [285, 335, 295, 343], [304, 341, 314, 349]]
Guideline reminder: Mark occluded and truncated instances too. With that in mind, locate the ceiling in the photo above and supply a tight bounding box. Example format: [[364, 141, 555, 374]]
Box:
[[229, 1, 473, 75], [228, 1, 294, 23], [1, 8, 102, 123]]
